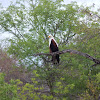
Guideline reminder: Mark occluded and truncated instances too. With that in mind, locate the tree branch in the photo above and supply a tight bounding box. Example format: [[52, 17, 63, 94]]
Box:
[[33, 49, 100, 65]]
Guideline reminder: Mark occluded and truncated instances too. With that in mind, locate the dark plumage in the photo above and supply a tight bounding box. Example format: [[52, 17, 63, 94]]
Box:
[[48, 35, 59, 64]]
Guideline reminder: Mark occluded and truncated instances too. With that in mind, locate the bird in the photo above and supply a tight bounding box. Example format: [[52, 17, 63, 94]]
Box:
[[48, 35, 59, 64]]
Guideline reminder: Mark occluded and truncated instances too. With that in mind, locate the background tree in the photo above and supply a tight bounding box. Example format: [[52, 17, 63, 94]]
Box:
[[0, 0, 100, 99]]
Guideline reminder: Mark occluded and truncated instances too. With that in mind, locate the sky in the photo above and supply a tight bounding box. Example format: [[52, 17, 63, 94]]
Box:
[[0, 0, 100, 47], [0, 0, 100, 7], [64, 0, 100, 7]]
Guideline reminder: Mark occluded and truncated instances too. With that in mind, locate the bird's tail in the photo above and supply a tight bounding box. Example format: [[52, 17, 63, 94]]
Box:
[[56, 54, 59, 63]]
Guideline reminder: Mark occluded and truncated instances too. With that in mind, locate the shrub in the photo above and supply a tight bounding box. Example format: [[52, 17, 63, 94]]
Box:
[[0, 73, 19, 100]]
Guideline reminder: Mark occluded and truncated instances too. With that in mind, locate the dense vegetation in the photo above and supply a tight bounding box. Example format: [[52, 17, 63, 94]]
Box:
[[0, 0, 100, 99]]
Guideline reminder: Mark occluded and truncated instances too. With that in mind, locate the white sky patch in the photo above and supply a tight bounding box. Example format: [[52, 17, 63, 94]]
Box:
[[0, 0, 16, 7], [0, 32, 13, 40], [0, 0, 99, 8], [0, 32, 13, 48], [64, 0, 100, 11], [64, 0, 100, 5]]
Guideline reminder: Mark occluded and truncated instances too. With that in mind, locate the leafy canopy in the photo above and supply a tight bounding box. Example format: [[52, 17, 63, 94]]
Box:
[[0, 0, 100, 99]]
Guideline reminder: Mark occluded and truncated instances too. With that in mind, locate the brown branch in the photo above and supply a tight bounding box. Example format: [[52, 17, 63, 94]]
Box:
[[33, 49, 100, 65]]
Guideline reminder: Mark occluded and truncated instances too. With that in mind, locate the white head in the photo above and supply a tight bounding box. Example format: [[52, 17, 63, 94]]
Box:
[[48, 35, 58, 46], [48, 35, 54, 39]]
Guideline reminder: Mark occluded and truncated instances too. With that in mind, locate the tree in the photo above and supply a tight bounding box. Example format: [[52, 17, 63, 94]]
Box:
[[0, 0, 100, 99]]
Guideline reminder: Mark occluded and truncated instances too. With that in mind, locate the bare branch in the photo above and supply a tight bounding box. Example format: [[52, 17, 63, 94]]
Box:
[[33, 49, 100, 65]]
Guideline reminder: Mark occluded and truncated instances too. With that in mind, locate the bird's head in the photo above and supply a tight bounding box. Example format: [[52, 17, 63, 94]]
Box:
[[48, 34, 58, 46], [48, 35, 54, 39]]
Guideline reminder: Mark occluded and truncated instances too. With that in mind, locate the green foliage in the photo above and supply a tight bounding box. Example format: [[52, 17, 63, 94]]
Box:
[[96, 73, 100, 83], [0, 73, 19, 100], [16, 70, 56, 100], [79, 75, 100, 100], [55, 81, 75, 94], [0, 0, 100, 99]]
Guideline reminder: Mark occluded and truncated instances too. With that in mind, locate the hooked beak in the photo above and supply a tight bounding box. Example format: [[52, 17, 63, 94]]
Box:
[[48, 35, 51, 38]]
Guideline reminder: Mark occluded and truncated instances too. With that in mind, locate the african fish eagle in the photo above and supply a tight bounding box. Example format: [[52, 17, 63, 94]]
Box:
[[48, 35, 59, 64]]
